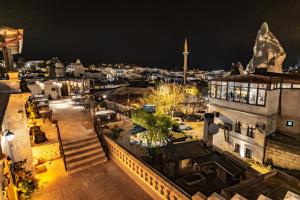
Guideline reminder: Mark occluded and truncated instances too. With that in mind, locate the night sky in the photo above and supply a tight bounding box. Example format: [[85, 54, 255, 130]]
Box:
[[2, 0, 300, 70]]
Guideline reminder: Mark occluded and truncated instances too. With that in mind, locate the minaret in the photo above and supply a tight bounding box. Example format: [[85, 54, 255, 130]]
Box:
[[183, 37, 189, 86]]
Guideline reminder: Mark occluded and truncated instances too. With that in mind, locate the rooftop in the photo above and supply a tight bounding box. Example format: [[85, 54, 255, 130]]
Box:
[[211, 72, 300, 84], [222, 170, 300, 200]]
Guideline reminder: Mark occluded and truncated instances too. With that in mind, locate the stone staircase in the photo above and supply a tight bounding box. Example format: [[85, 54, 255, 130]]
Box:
[[62, 136, 107, 174]]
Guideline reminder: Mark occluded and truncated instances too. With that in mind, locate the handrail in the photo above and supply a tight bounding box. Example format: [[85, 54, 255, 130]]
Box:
[[95, 125, 110, 160], [55, 121, 68, 172]]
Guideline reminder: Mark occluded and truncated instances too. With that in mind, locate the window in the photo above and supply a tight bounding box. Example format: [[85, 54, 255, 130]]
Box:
[[224, 129, 230, 143], [221, 82, 227, 99], [210, 84, 216, 97], [240, 87, 248, 103], [287, 121, 294, 127], [282, 83, 292, 88], [234, 144, 240, 153], [293, 84, 300, 89], [51, 87, 56, 91], [247, 125, 255, 138], [227, 86, 235, 101], [249, 84, 258, 105], [234, 82, 241, 102], [216, 85, 222, 98], [245, 148, 252, 159], [257, 89, 266, 105], [235, 121, 241, 133]]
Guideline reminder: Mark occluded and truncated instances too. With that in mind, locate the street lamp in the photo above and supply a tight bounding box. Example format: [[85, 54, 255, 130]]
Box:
[[4, 129, 15, 160], [3, 130, 15, 184]]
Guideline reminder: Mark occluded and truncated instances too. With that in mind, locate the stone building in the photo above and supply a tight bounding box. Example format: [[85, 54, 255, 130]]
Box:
[[207, 73, 300, 166]]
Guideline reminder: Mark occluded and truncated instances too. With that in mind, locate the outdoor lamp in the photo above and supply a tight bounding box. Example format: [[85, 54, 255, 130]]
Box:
[[4, 130, 15, 142]]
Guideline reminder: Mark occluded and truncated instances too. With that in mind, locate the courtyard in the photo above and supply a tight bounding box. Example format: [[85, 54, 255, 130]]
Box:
[[33, 98, 152, 200]]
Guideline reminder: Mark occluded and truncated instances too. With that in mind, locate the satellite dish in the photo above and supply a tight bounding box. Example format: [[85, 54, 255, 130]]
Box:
[[208, 123, 219, 135]]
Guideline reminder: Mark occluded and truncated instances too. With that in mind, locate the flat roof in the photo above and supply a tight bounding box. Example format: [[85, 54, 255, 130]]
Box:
[[222, 170, 300, 199], [211, 73, 300, 84]]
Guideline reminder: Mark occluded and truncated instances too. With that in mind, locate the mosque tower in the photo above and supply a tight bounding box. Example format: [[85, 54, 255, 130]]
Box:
[[183, 37, 189, 85]]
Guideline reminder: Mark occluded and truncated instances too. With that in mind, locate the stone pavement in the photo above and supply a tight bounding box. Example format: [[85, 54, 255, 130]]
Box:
[[33, 159, 152, 200]]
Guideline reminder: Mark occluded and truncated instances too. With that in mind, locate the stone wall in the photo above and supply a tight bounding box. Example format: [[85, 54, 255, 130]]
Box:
[[104, 135, 191, 200], [32, 142, 60, 162], [265, 140, 300, 170]]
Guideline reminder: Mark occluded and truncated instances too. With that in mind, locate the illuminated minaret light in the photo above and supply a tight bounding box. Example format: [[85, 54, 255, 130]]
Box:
[[183, 37, 189, 86]]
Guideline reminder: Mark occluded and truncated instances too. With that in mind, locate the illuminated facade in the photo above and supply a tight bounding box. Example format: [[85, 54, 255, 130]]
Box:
[[208, 73, 300, 163]]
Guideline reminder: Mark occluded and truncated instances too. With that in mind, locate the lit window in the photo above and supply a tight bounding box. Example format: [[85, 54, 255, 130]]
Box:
[[249, 88, 257, 104], [277, 83, 281, 88], [221, 82, 227, 99], [257, 89, 266, 105], [234, 84, 241, 102], [250, 83, 257, 88], [245, 148, 252, 159], [282, 83, 292, 88], [224, 129, 230, 143], [287, 121, 293, 127], [240, 87, 248, 103], [293, 84, 300, 89], [210, 84, 216, 97], [235, 121, 241, 133], [234, 143, 240, 153], [259, 84, 267, 89], [247, 125, 255, 138], [216, 85, 222, 98], [227, 86, 235, 101]]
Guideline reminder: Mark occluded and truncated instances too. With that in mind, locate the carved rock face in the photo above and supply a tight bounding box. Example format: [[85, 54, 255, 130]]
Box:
[[247, 22, 286, 73]]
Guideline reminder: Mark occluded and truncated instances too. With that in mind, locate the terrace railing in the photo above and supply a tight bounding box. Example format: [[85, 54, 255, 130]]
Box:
[[103, 135, 191, 200]]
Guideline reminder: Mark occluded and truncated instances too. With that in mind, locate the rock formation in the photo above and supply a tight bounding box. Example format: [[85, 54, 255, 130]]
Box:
[[247, 22, 286, 73]]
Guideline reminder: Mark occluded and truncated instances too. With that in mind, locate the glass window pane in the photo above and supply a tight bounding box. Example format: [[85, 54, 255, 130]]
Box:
[[259, 84, 267, 89], [277, 83, 281, 88], [221, 85, 227, 99], [282, 83, 292, 88], [211, 85, 216, 97], [257, 89, 266, 105], [227, 87, 234, 101], [249, 88, 257, 104], [216, 85, 222, 98], [250, 83, 257, 88], [222, 81, 227, 86], [271, 84, 276, 89], [235, 82, 241, 87], [234, 86, 241, 101], [242, 83, 249, 88], [293, 84, 300, 88], [240, 87, 248, 103], [228, 82, 234, 87]]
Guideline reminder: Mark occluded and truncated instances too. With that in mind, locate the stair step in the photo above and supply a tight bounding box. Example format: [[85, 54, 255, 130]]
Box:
[[67, 155, 107, 172], [68, 158, 107, 175], [63, 138, 99, 151], [64, 143, 102, 157], [66, 149, 105, 164], [63, 136, 98, 146]]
